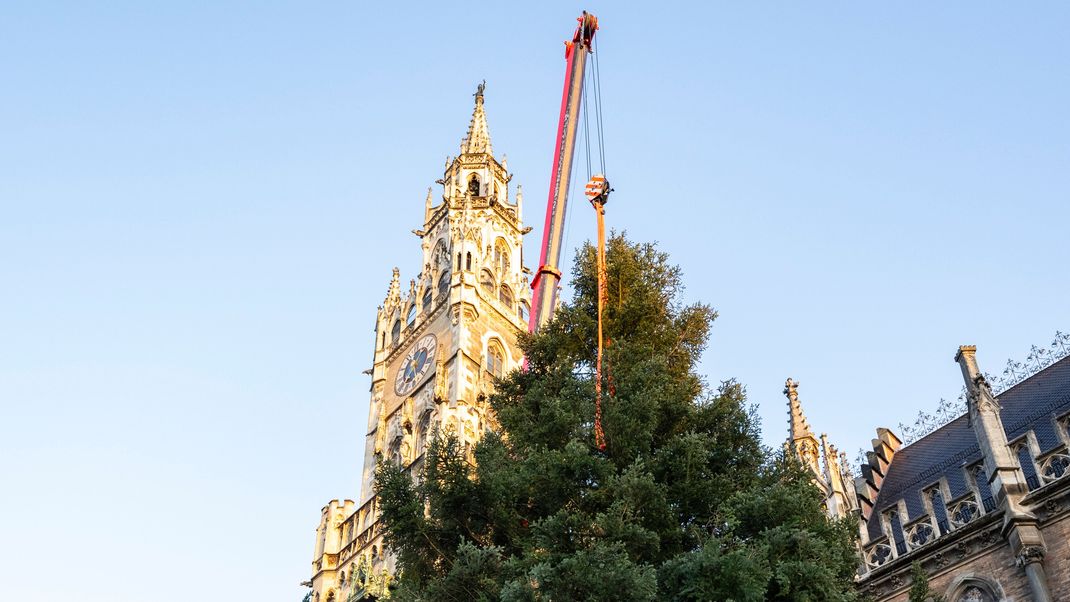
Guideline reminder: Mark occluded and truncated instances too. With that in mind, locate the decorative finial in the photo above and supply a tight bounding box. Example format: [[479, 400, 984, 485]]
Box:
[[784, 378, 799, 403]]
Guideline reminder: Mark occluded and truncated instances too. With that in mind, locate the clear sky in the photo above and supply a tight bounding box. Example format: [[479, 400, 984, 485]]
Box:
[[1, 2, 1067, 601]]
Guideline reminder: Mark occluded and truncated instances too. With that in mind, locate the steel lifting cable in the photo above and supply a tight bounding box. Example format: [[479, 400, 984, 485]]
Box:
[[584, 35, 611, 450], [591, 34, 615, 399]]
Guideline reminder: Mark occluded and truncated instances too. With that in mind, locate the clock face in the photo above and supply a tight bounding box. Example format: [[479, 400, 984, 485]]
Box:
[[394, 334, 438, 397]]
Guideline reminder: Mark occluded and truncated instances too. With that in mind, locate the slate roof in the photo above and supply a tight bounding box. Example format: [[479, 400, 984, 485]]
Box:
[[866, 354, 1070, 540]]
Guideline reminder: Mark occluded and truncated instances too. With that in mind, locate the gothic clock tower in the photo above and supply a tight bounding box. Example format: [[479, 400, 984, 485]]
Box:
[[308, 86, 531, 602]]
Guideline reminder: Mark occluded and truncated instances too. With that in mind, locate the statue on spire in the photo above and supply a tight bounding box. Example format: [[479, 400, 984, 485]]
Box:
[[474, 80, 486, 101]]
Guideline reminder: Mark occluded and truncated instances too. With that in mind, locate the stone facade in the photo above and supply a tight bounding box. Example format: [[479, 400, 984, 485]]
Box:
[[306, 88, 531, 602], [790, 348, 1070, 601]]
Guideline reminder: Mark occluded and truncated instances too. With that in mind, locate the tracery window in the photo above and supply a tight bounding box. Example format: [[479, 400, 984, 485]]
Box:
[[906, 520, 934, 549], [949, 497, 980, 527], [518, 301, 530, 323], [487, 340, 505, 378], [494, 239, 510, 275], [391, 320, 401, 346], [406, 305, 416, 328], [1040, 453, 1070, 483], [422, 288, 432, 313], [865, 543, 892, 568], [438, 270, 450, 299], [499, 284, 514, 308], [468, 175, 481, 196], [950, 580, 1000, 602], [480, 270, 496, 295]]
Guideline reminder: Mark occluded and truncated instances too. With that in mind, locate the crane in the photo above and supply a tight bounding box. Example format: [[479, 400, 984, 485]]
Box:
[[528, 11, 611, 449], [528, 10, 603, 333]]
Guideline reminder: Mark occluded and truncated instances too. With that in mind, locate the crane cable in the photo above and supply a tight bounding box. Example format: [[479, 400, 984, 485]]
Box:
[[585, 35, 611, 451]]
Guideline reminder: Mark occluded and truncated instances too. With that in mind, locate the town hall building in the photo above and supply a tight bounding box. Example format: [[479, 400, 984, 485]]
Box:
[[305, 87, 531, 602]]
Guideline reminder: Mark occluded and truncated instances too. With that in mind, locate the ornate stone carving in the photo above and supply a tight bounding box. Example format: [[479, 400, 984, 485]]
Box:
[[433, 358, 447, 404], [784, 378, 799, 402], [1015, 545, 1045, 567]]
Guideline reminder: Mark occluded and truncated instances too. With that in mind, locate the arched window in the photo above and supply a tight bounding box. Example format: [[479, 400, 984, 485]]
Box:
[[518, 301, 530, 323], [494, 239, 510, 275], [381, 330, 386, 349], [468, 175, 480, 196], [389, 436, 402, 465], [438, 270, 450, 298], [480, 270, 495, 295], [406, 305, 416, 328], [422, 288, 432, 313], [499, 284, 513, 308], [457, 252, 462, 271], [391, 320, 401, 345], [465, 252, 472, 271], [487, 340, 505, 378], [947, 578, 1002, 602]]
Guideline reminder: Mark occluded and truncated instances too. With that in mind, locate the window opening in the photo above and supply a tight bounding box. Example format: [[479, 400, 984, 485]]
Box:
[[886, 509, 907, 556], [928, 488, 951, 535], [972, 465, 997, 512], [438, 271, 450, 298], [494, 239, 510, 275], [1015, 444, 1041, 490], [499, 284, 514, 308], [487, 341, 505, 378], [480, 270, 495, 295]]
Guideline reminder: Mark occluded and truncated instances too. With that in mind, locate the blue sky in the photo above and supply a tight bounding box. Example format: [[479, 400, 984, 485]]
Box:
[[1, 2, 1067, 601]]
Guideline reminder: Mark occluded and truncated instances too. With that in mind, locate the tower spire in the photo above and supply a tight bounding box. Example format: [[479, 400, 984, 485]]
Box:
[[785, 378, 816, 442], [460, 81, 492, 155], [784, 378, 822, 476]]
